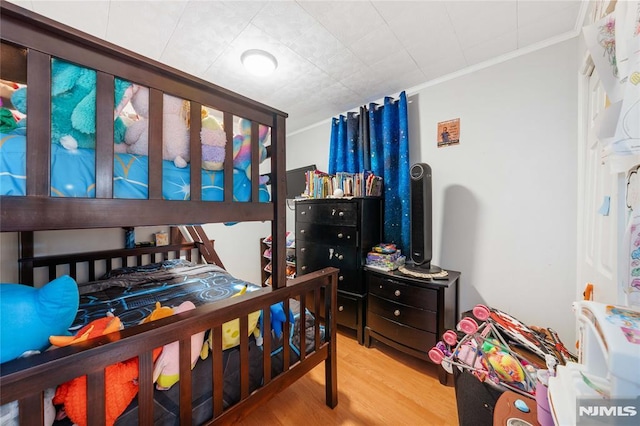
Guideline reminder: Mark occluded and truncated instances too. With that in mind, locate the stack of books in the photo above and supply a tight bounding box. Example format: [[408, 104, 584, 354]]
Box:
[[304, 170, 383, 198]]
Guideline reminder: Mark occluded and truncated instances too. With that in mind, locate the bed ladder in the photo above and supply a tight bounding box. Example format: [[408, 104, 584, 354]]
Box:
[[174, 225, 226, 269]]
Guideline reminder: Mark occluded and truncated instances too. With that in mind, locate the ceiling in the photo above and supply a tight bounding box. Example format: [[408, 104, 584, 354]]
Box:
[[7, 0, 585, 133]]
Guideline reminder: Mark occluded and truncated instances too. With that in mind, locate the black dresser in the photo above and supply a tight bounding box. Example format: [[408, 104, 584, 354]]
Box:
[[295, 198, 381, 344], [364, 267, 459, 384]]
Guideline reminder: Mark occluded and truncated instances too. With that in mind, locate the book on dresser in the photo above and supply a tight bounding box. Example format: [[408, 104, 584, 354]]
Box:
[[295, 197, 381, 344]]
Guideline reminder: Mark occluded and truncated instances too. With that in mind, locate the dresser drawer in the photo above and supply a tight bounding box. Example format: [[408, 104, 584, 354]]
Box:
[[367, 313, 436, 352], [298, 264, 362, 294], [296, 224, 357, 245], [297, 244, 363, 293], [368, 294, 436, 332], [296, 202, 358, 226], [296, 243, 359, 272], [336, 293, 360, 329], [368, 274, 437, 311], [308, 290, 361, 330]]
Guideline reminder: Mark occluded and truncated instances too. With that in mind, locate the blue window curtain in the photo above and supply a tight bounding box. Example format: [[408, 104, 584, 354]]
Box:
[[328, 91, 410, 252]]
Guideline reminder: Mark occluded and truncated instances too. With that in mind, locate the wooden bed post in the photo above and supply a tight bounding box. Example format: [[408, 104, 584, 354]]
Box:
[[18, 231, 34, 285], [170, 226, 184, 244], [326, 271, 339, 408], [271, 113, 287, 289]]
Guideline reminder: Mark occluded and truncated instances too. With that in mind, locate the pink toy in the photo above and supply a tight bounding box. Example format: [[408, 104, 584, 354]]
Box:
[[152, 301, 206, 390], [457, 316, 479, 334], [428, 304, 540, 397], [443, 329, 458, 346]]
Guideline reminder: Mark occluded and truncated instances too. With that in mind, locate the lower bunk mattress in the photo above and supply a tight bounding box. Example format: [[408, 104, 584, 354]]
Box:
[[47, 260, 321, 425], [0, 129, 269, 202]]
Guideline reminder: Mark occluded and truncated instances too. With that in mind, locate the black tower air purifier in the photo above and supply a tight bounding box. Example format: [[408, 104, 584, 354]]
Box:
[[406, 163, 441, 274]]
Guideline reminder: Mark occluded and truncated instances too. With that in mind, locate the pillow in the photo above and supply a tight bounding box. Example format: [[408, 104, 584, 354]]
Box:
[[0, 275, 79, 364]]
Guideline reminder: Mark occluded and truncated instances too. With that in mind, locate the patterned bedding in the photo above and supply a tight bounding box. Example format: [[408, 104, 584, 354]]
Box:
[[71, 260, 259, 331], [51, 260, 322, 425], [0, 129, 269, 202]]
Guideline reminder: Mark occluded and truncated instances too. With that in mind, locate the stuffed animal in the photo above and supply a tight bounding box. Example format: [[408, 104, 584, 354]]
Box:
[[10, 59, 130, 150], [49, 313, 122, 347], [140, 300, 174, 324], [200, 286, 261, 358], [0, 387, 55, 426], [0, 107, 17, 133], [123, 85, 190, 168], [8, 86, 25, 130], [233, 118, 269, 183], [50, 313, 162, 426], [150, 301, 206, 390], [0, 79, 18, 109], [0, 275, 79, 364], [200, 113, 226, 171], [260, 301, 294, 339]]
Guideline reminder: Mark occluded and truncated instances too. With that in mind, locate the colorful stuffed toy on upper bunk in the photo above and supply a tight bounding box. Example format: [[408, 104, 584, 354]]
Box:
[[10, 58, 130, 150], [3, 58, 272, 203]]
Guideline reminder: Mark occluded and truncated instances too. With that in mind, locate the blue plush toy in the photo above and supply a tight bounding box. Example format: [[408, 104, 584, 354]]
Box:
[[10, 58, 130, 150], [260, 302, 294, 339], [0, 275, 79, 364]]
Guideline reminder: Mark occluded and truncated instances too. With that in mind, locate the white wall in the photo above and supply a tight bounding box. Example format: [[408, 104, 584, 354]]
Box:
[[200, 221, 271, 283], [287, 38, 580, 343]]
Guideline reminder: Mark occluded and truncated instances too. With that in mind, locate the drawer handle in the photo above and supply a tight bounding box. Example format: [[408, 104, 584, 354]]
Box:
[[301, 266, 307, 271], [394, 290, 401, 297], [301, 211, 306, 215], [394, 309, 400, 317], [339, 211, 344, 217], [301, 247, 306, 252], [300, 229, 305, 234], [338, 305, 344, 312], [339, 275, 344, 281], [337, 233, 343, 238]]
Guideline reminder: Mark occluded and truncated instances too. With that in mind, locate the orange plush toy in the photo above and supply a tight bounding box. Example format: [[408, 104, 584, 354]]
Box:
[[50, 313, 162, 426]]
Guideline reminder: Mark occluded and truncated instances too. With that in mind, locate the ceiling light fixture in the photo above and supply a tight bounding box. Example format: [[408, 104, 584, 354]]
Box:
[[241, 49, 278, 76]]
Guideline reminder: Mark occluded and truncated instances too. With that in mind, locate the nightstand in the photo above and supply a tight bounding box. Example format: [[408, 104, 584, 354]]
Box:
[[364, 267, 460, 384]]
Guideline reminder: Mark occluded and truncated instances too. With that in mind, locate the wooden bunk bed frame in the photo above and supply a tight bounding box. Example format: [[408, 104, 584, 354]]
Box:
[[0, 2, 338, 425]]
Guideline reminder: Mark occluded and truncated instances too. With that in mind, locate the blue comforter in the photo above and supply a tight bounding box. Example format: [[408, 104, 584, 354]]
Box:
[[0, 129, 269, 202]]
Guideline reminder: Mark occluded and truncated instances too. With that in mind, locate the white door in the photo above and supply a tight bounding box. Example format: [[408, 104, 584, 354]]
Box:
[[577, 68, 625, 305], [576, 45, 640, 307]]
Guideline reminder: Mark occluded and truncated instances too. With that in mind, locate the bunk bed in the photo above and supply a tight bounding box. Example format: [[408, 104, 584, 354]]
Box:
[[0, 2, 338, 425]]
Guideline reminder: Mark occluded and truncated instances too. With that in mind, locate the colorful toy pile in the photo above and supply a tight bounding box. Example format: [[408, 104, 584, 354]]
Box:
[[428, 304, 573, 399], [365, 243, 406, 271]]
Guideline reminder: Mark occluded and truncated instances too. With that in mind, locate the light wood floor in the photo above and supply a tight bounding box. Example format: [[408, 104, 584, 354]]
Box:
[[237, 330, 459, 425]]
